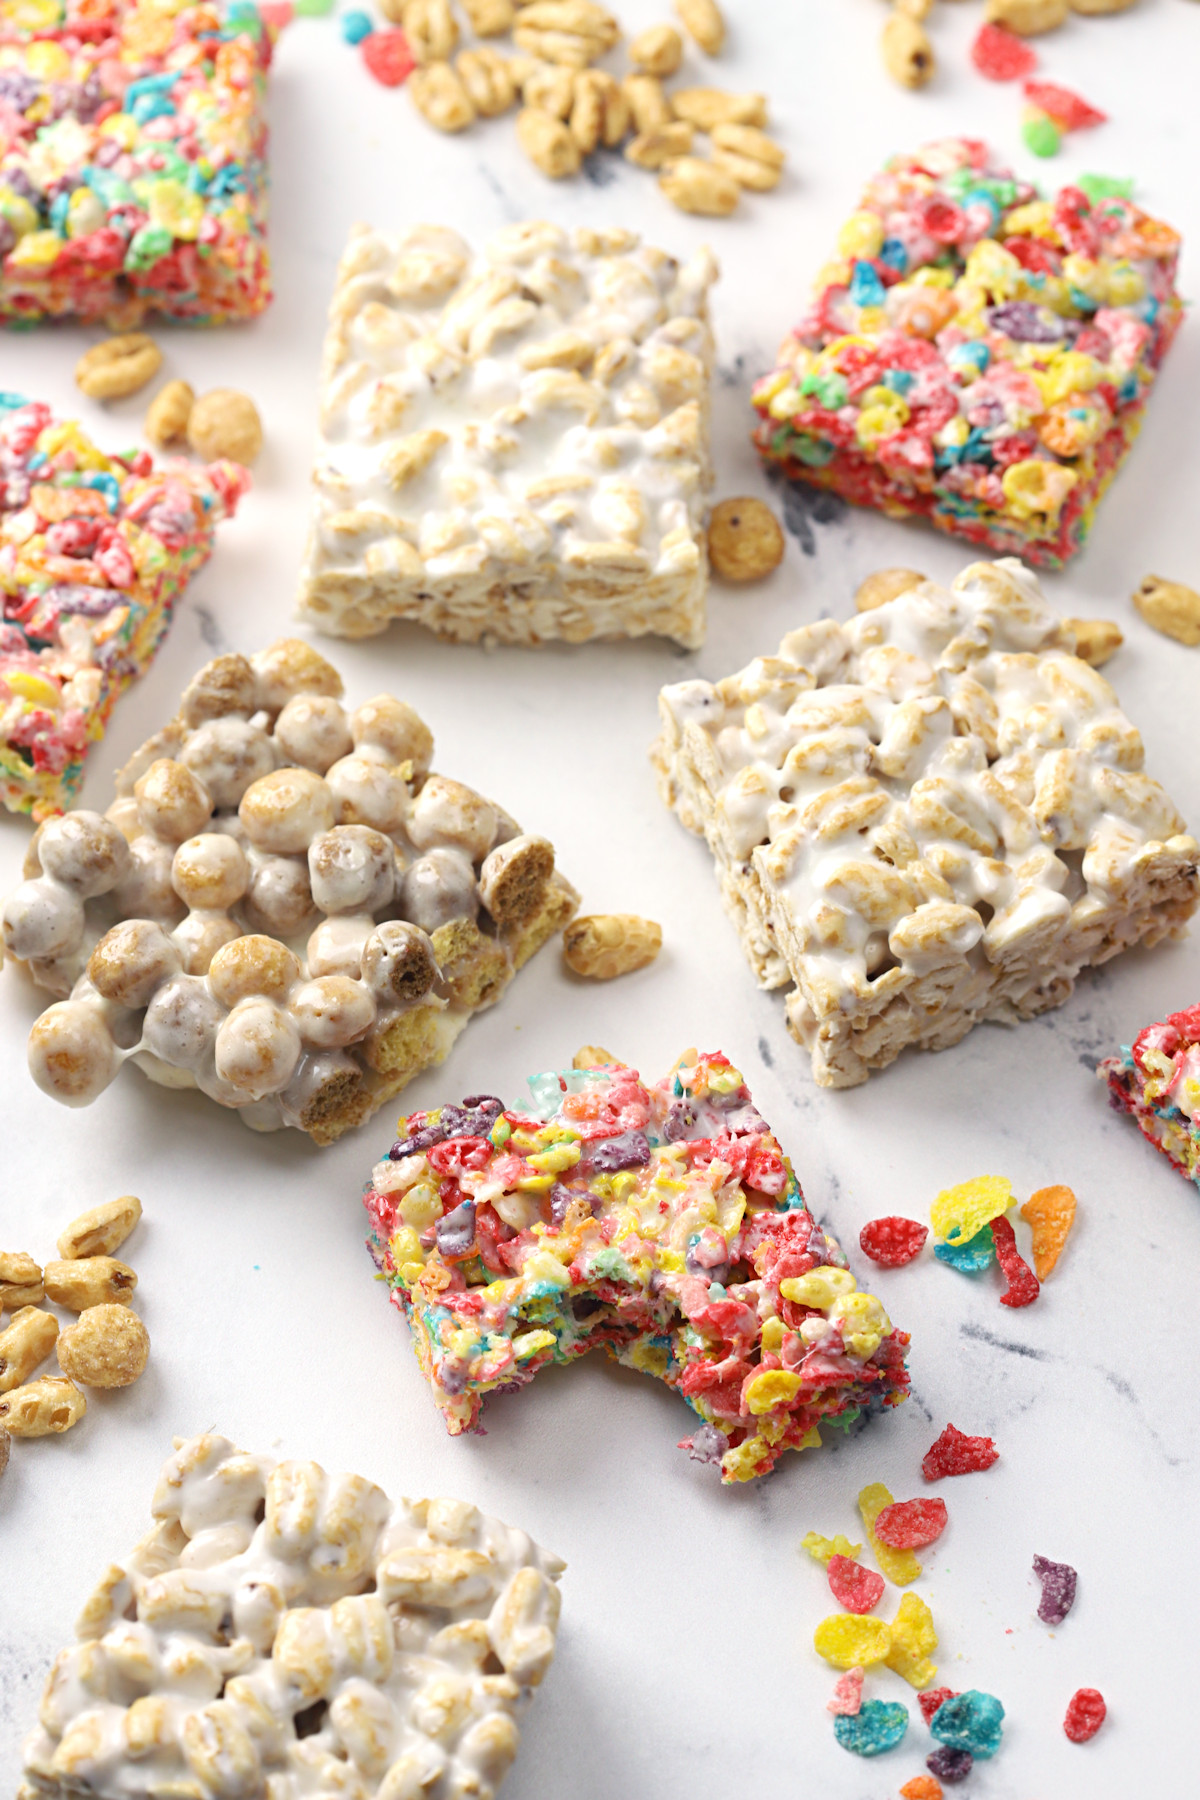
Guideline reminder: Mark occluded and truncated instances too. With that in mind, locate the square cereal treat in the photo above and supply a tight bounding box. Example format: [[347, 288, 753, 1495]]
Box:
[[752, 139, 1182, 567], [0, 391, 248, 819], [0, 0, 273, 328], [298, 220, 717, 648], [3, 638, 579, 1141], [363, 1049, 911, 1484], [19, 1433, 563, 1800], [654, 558, 1199, 1088], [1100, 1004, 1200, 1190]]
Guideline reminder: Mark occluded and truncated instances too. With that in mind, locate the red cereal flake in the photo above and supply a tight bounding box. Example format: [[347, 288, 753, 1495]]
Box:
[[971, 21, 1037, 81], [1064, 1687, 1106, 1742], [874, 1498, 949, 1550], [828, 1554, 887, 1615], [990, 1215, 1040, 1309], [922, 1424, 998, 1481], [859, 1216, 929, 1268], [1023, 79, 1106, 131], [919, 1687, 959, 1727], [362, 28, 415, 85]]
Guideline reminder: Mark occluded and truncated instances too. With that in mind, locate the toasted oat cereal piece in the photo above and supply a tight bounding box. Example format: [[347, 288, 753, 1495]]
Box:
[[622, 71, 674, 131], [0, 1252, 44, 1311], [625, 121, 694, 168], [676, 0, 725, 54], [188, 390, 263, 466], [0, 1307, 59, 1392], [75, 334, 162, 401], [671, 86, 767, 129], [572, 1043, 619, 1068], [985, 0, 1069, 30], [1132, 575, 1200, 646], [410, 59, 477, 130], [856, 568, 927, 612], [457, 46, 520, 115], [630, 22, 683, 74], [56, 1305, 150, 1389], [462, 0, 516, 30], [882, 11, 935, 86], [44, 1258, 137, 1311], [0, 1375, 86, 1436], [660, 156, 740, 216], [563, 913, 663, 978], [707, 498, 785, 581], [710, 122, 785, 190], [517, 105, 583, 174], [1065, 618, 1123, 667], [144, 380, 195, 449]]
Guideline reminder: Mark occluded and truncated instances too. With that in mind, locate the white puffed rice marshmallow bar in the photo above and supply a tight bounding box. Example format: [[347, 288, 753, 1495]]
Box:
[[297, 220, 718, 648], [654, 557, 1200, 1088], [19, 1433, 563, 1800]]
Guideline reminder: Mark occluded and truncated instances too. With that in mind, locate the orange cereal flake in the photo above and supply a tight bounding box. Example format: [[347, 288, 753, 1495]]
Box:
[[1019, 1184, 1077, 1279]]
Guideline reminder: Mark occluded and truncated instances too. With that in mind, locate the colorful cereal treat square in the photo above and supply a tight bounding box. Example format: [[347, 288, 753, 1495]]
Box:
[[0, 393, 247, 819], [19, 1433, 563, 1800], [751, 138, 1182, 568], [3, 640, 578, 1140], [363, 1051, 911, 1483], [297, 221, 717, 649], [1100, 1004, 1200, 1190], [655, 557, 1199, 1088], [0, 0, 275, 328]]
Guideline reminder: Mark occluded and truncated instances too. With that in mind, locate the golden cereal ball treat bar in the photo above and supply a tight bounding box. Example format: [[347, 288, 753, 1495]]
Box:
[[0, 395, 248, 820], [2, 640, 579, 1143], [363, 1051, 911, 1484], [19, 1433, 563, 1800], [654, 557, 1199, 1089], [297, 220, 718, 649]]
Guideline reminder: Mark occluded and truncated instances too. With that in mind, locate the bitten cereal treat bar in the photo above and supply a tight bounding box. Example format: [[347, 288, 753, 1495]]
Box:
[[3, 640, 579, 1142], [752, 138, 1182, 568], [298, 220, 717, 648], [0, 393, 248, 819], [19, 1433, 563, 1800], [0, 0, 274, 328], [654, 557, 1199, 1088], [363, 1050, 911, 1484], [1100, 1003, 1200, 1189]]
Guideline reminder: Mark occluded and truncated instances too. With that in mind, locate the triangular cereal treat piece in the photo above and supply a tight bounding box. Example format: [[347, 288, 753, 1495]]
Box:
[[1101, 1004, 1200, 1191]]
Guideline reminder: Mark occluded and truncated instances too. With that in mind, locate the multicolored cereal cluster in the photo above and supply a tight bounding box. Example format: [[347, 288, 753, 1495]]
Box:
[[363, 1050, 911, 1483], [0, 392, 247, 818], [751, 139, 1182, 567], [0, 0, 274, 327], [1100, 1002, 1200, 1189]]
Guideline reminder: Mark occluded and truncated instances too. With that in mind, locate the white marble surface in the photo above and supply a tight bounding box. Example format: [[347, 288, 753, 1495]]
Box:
[[3, 1, 1200, 1794]]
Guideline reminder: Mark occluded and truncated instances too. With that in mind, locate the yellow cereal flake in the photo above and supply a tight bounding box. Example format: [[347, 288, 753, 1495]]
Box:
[[930, 1175, 1013, 1246], [884, 1591, 938, 1689], [813, 1612, 893, 1670], [859, 1482, 922, 1586], [1019, 1184, 1077, 1279], [801, 1531, 864, 1567], [744, 1369, 804, 1414], [779, 1266, 857, 1308]]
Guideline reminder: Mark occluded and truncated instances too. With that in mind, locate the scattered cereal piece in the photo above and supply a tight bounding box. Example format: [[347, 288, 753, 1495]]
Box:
[[1064, 1686, 1106, 1741], [802, 1531, 865, 1567], [827, 1667, 864, 1715], [1065, 617, 1123, 667], [900, 1778, 944, 1800], [874, 1498, 948, 1550], [859, 1481, 922, 1585], [707, 497, 785, 581], [828, 1554, 886, 1614], [57, 1197, 142, 1263], [659, 155, 741, 217], [572, 1045, 619, 1070], [43, 1258, 136, 1312], [0, 1252, 44, 1311], [813, 1612, 894, 1670], [854, 568, 927, 613], [926, 1745, 973, 1784], [931, 1176, 1013, 1245], [985, 0, 1068, 33], [363, 27, 417, 86], [929, 1689, 1005, 1760], [1133, 574, 1200, 647], [1023, 78, 1106, 129], [990, 1214, 1039, 1307], [933, 1225, 995, 1273], [834, 1697, 909, 1756], [0, 1307, 59, 1393], [144, 381, 195, 451], [922, 1424, 998, 1481], [1020, 1185, 1077, 1278], [341, 8, 373, 42], [1022, 109, 1062, 157], [630, 24, 683, 77], [881, 11, 934, 88], [885, 1592, 939, 1689], [859, 1217, 929, 1267], [918, 1687, 959, 1726], [188, 390, 264, 466], [1077, 172, 1134, 202], [676, 0, 725, 56], [56, 1304, 149, 1390], [1033, 1553, 1078, 1624], [562, 914, 662, 979], [0, 1374, 86, 1436], [75, 335, 163, 402], [970, 20, 1038, 78]]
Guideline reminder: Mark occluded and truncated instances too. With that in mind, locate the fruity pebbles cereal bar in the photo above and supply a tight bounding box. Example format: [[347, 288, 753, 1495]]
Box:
[[0, 391, 247, 818], [19, 1433, 563, 1800], [1100, 1003, 1200, 1190], [4, 639, 579, 1140], [298, 220, 717, 649], [363, 1050, 911, 1483], [752, 138, 1182, 568], [654, 557, 1199, 1088], [0, 0, 274, 328]]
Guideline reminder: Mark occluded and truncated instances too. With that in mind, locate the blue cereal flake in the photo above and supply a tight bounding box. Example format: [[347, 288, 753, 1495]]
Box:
[[341, 8, 374, 41], [833, 1698, 909, 1757], [930, 1689, 1005, 1760], [934, 1224, 995, 1273]]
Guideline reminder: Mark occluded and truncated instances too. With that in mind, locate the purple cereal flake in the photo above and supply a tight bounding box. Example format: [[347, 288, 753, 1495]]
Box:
[[434, 1202, 475, 1259], [927, 1745, 974, 1784], [987, 300, 1069, 343], [1033, 1552, 1078, 1624], [682, 1423, 728, 1466], [584, 1129, 650, 1173]]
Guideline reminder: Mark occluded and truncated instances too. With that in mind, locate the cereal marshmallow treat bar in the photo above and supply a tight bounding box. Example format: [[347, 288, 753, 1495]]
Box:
[[654, 558, 1199, 1088], [0, 392, 247, 818], [298, 220, 717, 648], [1100, 1004, 1200, 1191], [752, 139, 1182, 567], [3, 639, 579, 1141], [364, 1050, 911, 1484], [0, 0, 273, 327], [19, 1433, 563, 1800]]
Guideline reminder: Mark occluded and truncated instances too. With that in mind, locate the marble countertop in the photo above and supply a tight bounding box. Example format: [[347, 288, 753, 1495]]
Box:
[[3, 2, 1200, 1795]]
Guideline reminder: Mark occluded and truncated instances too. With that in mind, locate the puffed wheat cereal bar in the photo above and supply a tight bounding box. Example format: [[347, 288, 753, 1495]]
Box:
[[654, 557, 1199, 1088], [0, 0, 274, 328], [363, 1050, 911, 1483], [752, 138, 1183, 567], [298, 220, 717, 648], [1100, 1003, 1200, 1190], [0, 392, 248, 819], [19, 1433, 563, 1800]]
